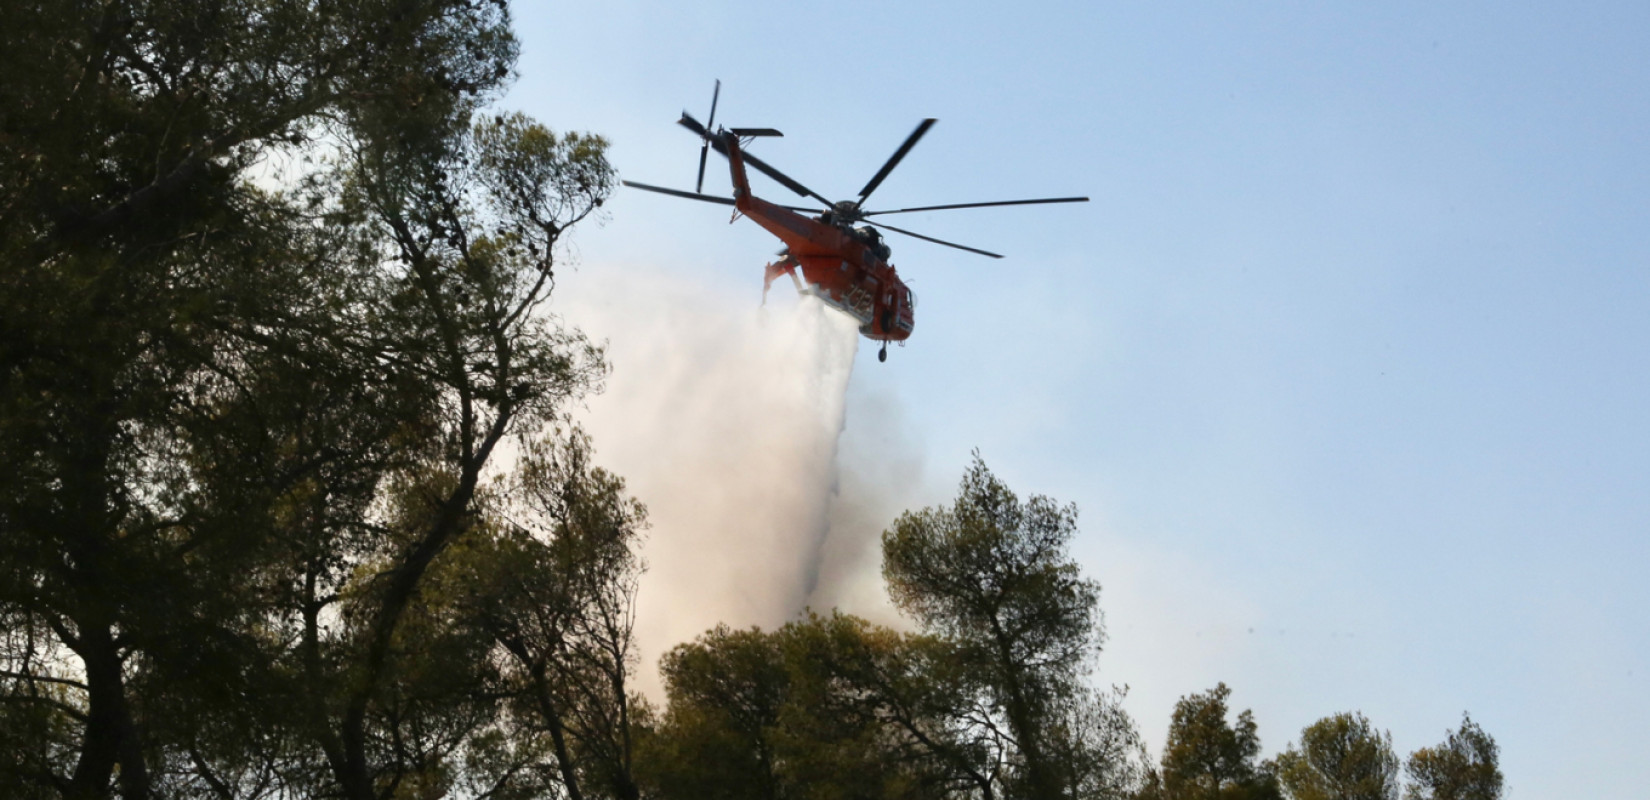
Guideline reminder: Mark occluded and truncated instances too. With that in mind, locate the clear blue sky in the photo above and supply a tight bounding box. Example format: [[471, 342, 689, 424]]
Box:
[[507, 2, 1650, 795]]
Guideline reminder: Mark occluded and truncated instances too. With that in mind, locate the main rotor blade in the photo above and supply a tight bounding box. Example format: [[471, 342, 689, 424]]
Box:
[[622, 180, 734, 206], [857, 118, 936, 205], [865, 219, 1003, 259], [863, 196, 1090, 216], [736, 148, 837, 207], [697, 81, 720, 192], [622, 181, 823, 214], [706, 80, 721, 131], [695, 144, 710, 193]]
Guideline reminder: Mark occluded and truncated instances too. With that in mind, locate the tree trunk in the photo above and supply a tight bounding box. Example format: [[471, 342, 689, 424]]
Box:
[[67, 624, 146, 800]]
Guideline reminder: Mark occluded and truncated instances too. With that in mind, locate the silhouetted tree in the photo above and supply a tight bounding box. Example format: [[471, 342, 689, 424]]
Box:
[[882, 454, 1137, 799], [1136, 683, 1280, 800], [1276, 713, 1399, 800], [639, 613, 968, 800], [1404, 714, 1501, 800], [0, 2, 613, 798], [458, 426, 649, 800]]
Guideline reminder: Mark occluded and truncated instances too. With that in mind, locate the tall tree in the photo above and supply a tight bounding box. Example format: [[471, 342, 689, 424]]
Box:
[[287, 104, 611, 800], [881, 454, 1131, 799], [1139, 683, 1279, 800], [1403, 714, 1501, 800], [1275, 713, 1399, 800], [0, 2, 614, 798]]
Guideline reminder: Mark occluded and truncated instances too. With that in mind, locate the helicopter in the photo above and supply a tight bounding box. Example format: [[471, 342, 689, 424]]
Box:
[[622, 82, 1088, 362]]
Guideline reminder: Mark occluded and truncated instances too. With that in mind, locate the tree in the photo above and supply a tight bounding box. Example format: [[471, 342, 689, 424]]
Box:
[[775, 611, 1015, 800], [459, 425, 650, 800], [1, 2, 614, 798], [640, 611, 1028, 800], [632, 456, 1143, 799], [642, 624, 792, 800], [1139, 683, 1279, 800], [882, 454, 1132, 799], [1045, 685, 1148, 800], [1403, 714, 1501, 800], [1275, 713, 1399, 800]]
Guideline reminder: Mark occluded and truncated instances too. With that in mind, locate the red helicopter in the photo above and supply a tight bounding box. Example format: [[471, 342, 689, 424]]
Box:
[[622, 82, 1088, 362]]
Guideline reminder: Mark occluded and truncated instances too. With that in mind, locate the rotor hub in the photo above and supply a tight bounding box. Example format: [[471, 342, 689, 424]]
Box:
[[832, 200, 864, 224]]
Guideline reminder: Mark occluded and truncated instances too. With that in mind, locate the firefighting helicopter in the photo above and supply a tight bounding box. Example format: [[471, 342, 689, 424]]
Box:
[[621, 82, 1088, 362]]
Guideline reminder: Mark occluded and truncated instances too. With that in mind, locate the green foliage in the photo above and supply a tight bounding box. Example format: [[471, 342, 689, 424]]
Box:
[[882, 454, 1122, 798], [1276, 712, 1399, 800], [459, 425, 649, 800], [882, 455, 1099, 672], [1403, 714, 1501, 800], [644, 624, 790, 799], [1136, 683, 1280, 800], [640, 612, 1000, 800], [0, 1, 617, 798]]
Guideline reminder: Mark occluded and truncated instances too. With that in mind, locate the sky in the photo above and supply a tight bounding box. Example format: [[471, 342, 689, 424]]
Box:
[[502, 2, 1650, 796]]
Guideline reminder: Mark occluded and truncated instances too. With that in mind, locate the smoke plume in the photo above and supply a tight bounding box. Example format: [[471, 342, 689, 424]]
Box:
[[556, 264, 919, 697]]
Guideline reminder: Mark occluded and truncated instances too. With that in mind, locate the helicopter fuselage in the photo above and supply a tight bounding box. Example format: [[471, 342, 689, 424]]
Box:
[[724, 137, 914, 343], [740, 200, 914, 342]]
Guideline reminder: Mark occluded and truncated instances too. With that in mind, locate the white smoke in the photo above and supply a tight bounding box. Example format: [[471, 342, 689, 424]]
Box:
[[555, 264, 915, 697]]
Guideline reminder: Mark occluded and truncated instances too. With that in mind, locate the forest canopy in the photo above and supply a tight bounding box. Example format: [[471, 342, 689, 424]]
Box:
[[0, 3, 1502, 799]]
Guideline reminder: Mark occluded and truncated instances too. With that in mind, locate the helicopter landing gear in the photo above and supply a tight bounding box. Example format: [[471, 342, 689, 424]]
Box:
[[878, 342, 888, 362], [762, 255, 799, 305]]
